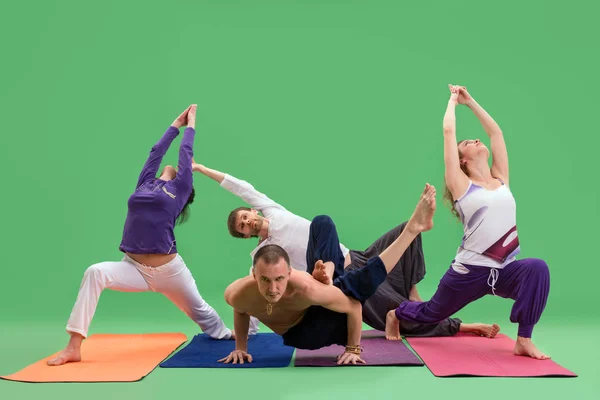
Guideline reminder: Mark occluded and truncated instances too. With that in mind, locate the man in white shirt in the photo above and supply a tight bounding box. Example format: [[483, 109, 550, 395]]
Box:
[[193, 162, 499, 339]]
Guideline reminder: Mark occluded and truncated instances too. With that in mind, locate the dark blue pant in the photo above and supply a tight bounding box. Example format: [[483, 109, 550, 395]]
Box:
[[281, 215, 388, 349], [306, 215, 388, 303], [395, 259, 550, 338]]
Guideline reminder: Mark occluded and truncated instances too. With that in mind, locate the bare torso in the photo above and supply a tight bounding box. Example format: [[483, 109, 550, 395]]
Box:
[[232, 271, 317, 335]]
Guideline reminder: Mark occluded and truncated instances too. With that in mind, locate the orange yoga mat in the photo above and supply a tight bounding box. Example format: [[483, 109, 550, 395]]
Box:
[[0, 333, 187, 383]]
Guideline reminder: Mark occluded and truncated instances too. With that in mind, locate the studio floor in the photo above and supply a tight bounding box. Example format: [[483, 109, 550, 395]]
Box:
[[1, 319, 597, 400]]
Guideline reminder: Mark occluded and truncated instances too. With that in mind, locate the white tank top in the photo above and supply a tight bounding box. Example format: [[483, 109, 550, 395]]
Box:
[[452, 179, 520, 270]]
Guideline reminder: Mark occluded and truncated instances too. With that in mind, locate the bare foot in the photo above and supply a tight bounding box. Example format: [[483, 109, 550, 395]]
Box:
[[460, 323, 501, 338], [47, 346, 81, 366], [406, 184, 436, 234], [408, 285, 422, 302], [514, 337, 550, 360], [312, 260, 333, 285], [385, 310, 401, 340]]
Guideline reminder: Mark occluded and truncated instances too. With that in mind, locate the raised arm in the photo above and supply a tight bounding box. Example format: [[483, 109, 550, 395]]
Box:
[[171, 105, 197, 199], [304, 282, 365, 365], [192, 162, 225, 183], [460, 87, 509, 184], [136, 127, 179, 187], [444, 85, 470, 200], [136, 106, 191, 188], [194, 165, 284, 213]]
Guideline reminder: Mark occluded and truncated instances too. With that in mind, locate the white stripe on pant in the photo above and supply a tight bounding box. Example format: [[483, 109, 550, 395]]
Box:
[[65, 254, 233, 339]]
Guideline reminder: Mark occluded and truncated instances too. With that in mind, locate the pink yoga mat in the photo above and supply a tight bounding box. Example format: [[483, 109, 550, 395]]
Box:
[[406, 333, 576, 377]]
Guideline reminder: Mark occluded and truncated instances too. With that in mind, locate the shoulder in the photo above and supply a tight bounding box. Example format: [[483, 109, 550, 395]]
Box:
[[289, 270, 327, 304], [452, 179, 474, 203], [288, 270, 313, 296], [224, 276, 255, 307]]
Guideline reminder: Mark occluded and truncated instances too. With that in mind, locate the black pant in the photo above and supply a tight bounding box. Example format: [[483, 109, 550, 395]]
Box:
[[281, 215, 387, 349]]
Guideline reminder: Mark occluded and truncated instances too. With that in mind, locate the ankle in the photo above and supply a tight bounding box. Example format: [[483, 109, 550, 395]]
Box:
[[67, 333, 84, 348], [403, 223, 422, 238], [517, 336, 531, 344]]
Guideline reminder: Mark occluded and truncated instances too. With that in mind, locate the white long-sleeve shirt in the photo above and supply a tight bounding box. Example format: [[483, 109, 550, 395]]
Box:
[[221, 174, 350, 271]]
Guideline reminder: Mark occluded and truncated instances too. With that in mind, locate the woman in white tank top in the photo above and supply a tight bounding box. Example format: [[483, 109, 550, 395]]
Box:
[[393, 85, 551, 360]]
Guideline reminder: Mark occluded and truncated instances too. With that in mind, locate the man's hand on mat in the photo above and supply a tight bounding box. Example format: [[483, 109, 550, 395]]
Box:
[[336, 351, 365, 365], [218, 350, 253, 364]]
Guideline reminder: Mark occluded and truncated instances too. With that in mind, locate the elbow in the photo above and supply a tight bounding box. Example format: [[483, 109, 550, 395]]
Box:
[[443, 127, 455, 136], [223, 287, 235, 306], [347, 298, 361, 313]]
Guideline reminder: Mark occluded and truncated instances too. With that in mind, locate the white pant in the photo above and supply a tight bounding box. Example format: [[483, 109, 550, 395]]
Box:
[[66, 254, 232, 339]]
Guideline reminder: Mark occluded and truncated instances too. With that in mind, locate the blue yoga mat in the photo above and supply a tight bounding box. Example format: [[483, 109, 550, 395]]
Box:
[[160, 333, 295, 368]]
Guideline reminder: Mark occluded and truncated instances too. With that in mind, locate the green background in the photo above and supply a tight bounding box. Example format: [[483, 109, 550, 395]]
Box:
[[1, 0, 598, 398]]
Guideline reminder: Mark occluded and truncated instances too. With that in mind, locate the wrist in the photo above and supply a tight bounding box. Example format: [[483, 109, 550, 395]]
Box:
[[235, 338, 247, 352], [345, 344, 362, 355], [235, 332, 247, 351]]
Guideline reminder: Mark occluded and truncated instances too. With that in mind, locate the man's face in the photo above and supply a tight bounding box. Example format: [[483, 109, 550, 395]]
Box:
[[253, 258, 290, 303], [236, 209, 265, 238]]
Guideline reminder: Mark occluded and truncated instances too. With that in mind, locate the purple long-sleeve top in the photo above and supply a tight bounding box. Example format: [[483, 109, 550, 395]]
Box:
[[119, 126, 195, 255]]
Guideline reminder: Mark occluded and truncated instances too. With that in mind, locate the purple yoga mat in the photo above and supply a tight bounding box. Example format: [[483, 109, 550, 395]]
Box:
[[294, 330, 424, 367]]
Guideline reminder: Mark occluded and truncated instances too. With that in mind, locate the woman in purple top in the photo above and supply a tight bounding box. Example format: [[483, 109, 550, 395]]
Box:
[[48, 105, 233, 366]]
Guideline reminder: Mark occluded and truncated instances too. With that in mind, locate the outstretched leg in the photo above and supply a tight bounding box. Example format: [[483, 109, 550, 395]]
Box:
[[47, 259, 150, 366], [335, 184, 437, 302], [156, 256, 232, 340], [350, 221, 426, 301]]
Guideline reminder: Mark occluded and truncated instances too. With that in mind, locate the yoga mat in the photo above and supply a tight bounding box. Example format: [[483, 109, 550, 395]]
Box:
[[0, 333, 187, 383], [406, 333, 577, 377], [294, 330, 424, 367], [160, 332, 294, 368]]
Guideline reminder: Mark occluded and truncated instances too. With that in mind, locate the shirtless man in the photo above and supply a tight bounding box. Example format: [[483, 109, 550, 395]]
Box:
[[218, 184, 438, 365]]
